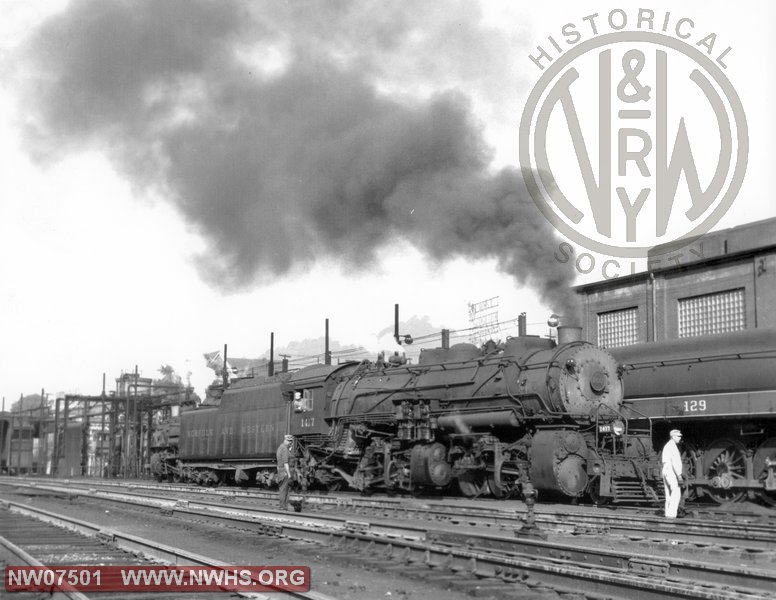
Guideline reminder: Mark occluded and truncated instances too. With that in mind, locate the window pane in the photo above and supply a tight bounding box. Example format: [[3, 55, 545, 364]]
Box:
[[597, 307, 638, 348], [678, 288, 745, 338]]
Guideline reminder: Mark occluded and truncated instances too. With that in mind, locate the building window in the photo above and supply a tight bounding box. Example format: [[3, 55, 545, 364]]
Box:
[[678, 288, 745, 338], [597, 307, 639, 348]]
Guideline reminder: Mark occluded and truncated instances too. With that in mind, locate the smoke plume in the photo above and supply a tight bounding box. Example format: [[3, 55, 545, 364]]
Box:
[[15, 0, 580, 320]]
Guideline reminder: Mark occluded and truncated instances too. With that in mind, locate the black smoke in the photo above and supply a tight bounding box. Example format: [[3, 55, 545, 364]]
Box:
[[15, 0, 580, 320]]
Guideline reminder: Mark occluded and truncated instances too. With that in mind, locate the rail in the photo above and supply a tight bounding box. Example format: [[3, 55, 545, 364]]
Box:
[[2, 479, 774, 599], [0, 498, 335, 600]]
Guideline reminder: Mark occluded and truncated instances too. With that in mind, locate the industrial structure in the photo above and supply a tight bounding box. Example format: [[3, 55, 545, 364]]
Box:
[[575, 217, 776, 348], [1, 370, 195, 479]]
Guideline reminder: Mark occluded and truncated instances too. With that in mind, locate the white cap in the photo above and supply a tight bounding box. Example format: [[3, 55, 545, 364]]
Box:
[[670, 429, 682, 437], [284, 434, 294, 441]]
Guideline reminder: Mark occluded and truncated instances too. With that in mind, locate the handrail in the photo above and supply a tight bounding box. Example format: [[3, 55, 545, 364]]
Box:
[[593, 401, 654, 456]]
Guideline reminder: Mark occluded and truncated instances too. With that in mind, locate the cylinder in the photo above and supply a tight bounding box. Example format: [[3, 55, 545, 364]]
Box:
[[410, 443, 452, 487], [529, 430, 588, 497], [557, 326, 583, 345]]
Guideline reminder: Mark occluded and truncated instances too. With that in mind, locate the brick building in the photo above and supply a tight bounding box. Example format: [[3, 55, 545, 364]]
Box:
[[575, 217, 776, 348]]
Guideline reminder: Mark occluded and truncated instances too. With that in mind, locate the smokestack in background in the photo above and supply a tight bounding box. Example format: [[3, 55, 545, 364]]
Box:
[[325, 318, 331, 366], [268, 332, 275, 377], [441, 328, 450, 349], [222, 343, 228, 389], [394, 304, 400, 345]]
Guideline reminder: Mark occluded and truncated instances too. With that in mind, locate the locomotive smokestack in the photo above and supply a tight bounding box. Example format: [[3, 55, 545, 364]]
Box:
[[557, 326, 582, 345], [518, 313, 527, 337]]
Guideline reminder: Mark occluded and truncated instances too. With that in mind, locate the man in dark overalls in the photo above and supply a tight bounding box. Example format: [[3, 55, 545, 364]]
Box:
[[276, 434, 294, 511]]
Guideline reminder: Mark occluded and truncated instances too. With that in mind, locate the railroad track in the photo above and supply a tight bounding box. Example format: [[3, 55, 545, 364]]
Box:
[[0, 499, 334, 600], [6, 477, 775, 554], [17, 476, 775, 523], [3, 479, 774, 599]]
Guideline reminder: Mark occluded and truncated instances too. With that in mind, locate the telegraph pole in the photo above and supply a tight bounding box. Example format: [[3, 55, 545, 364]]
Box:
[[38, 389, 46, 475]]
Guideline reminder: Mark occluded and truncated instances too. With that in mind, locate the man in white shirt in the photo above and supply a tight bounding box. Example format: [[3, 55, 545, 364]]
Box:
[[661, 429, 684, 518]]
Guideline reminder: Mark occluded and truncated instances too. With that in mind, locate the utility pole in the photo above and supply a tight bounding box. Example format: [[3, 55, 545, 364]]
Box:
[[38, 389, 46, 475], [52, 398, 60, 477], [10, 397, 16, 473], [16, 393, 23, 474], [325, 319, 331, 365], [63, 397, 70, 476], [100, 374, 106, 478]]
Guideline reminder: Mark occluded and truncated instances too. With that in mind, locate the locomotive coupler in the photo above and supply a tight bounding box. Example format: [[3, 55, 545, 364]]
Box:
[[515, 481, 547, 540]]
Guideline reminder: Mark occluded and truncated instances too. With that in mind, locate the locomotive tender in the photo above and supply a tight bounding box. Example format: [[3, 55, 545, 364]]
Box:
[[614, 328, 776, 506], [152, 326, 664, 502]]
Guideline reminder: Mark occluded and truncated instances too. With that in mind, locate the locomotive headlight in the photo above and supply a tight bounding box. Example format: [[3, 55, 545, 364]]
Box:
[[612, 420, 625, 436], [547, 314, 560, 328]]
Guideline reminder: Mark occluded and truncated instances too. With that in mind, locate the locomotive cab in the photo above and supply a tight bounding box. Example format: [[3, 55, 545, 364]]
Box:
[[287, 363, 359, 439]]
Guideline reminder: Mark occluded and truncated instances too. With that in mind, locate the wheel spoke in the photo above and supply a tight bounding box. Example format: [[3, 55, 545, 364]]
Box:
[[703, 438, 747, 504], [458, 471, 485, 497]]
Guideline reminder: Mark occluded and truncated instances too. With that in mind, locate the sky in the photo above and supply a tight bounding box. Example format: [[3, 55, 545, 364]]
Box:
[[1, 1, 774, 403]]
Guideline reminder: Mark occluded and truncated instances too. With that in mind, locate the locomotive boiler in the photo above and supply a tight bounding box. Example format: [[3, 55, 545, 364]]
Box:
[[614, 328, 776, 506], [299, 326, 657, 502], [152, 326, 663, 503]]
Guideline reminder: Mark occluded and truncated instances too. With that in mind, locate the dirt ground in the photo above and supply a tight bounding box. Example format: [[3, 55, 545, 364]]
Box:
[[0, 487, 514, 600]]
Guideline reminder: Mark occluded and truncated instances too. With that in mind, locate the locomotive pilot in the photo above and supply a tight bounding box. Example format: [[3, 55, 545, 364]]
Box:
[[276, 434, 294, 511], [661, 429, 684, 518]]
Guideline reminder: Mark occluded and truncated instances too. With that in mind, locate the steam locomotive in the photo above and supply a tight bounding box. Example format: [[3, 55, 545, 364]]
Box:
[[614, 328, 776, 506], [151, 326, 664, 503]]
